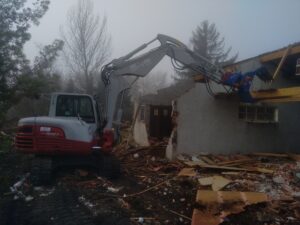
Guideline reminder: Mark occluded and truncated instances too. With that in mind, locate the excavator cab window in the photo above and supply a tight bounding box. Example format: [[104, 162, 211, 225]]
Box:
[[56, 95, 95, 123]]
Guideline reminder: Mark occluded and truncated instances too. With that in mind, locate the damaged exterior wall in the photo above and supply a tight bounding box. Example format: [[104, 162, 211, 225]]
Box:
[[133, 103, 150, 146], [174, 58, 300, 155], [133, 79, 194, 146]]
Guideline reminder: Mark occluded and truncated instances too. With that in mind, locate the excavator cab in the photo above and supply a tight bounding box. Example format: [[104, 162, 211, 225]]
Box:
[[49, 93, 99, 125]]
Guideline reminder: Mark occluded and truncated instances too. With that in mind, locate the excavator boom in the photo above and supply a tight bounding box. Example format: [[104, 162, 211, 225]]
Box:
[[101, 34, 224, 131], [101, 34, 271, 137]]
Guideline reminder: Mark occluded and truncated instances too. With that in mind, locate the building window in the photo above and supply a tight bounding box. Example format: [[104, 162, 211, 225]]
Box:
[[154, 108, 159, 116], [239, 104, 278, 123], [140, 105, 145, 121], [296, 58, 300, 76]]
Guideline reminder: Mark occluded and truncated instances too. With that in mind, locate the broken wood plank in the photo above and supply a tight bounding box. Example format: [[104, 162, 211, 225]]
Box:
[[251, 152, 289, 158], [216, 158, 254, 166], [178, 168, 197, 177], [211, 176, 231, 191], [198, 176, 232, 191], [198, 177, 214, 186], [200, 156, 216, 165], [200, 165, 262, 172], [165, 209, 192, 221], [251, 87, 300, 100], [221, 172, 240, 175], [124, 178, 174, 198], [183, 161, 208, 167], [260, 44, 300, 62], [197, 164, 272, 173], [247, 167, 274, 174], [192, 190, 268, 225], [184, 160, 273, 173], [258, 96, 300, 103], [272, 45, 291, 80]]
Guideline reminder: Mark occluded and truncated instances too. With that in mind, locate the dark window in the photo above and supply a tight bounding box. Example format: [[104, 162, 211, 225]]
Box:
[[238, 104, 278, 123], [56, 95, 95, 123], [296, 58, 300, 76]]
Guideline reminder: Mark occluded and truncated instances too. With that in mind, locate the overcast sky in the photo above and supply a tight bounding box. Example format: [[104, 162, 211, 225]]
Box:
[[24, 0, 300, 74]]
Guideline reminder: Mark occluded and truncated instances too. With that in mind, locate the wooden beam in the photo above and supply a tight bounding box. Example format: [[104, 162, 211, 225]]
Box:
[[258, 96, 300, 103], [251, 87, 300, 100], [193, 74, 208, 83], [260, 45, 300, 63], [272, 46, 291, 80]]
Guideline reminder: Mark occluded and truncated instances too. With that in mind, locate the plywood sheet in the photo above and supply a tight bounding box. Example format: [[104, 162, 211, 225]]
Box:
[[178, 168, 197, 177], [198, 176, 231, 191], [192, 190, 268, 225]]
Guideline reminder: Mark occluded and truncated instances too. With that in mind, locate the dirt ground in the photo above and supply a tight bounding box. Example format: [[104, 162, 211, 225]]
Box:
[[0, 146, 300, 225], [0, 150, 192, 225]]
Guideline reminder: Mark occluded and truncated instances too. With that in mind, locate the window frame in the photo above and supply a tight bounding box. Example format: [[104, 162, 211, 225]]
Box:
[[239, 104, 278, 123], [55, 95, 96, 123]]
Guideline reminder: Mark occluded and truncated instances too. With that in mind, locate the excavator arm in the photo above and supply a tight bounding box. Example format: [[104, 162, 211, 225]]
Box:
[[100, 34, 271, 138], [101, 34, 224, 131]]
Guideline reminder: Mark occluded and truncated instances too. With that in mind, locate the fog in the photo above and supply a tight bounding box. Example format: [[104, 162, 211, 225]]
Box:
[[24, 0, 300, 75]]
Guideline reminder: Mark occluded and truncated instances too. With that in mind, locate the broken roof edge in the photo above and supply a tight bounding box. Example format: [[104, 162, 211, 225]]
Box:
[[138, 78, 195, 105], [224, 41, 300, 69]]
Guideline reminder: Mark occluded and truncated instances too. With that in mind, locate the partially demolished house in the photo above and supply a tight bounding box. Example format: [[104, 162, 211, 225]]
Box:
[[133, 43, 300, 158], [133, 79, 194, 146]]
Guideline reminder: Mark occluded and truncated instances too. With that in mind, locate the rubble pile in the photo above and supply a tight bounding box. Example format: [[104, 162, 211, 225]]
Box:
[[1, 138, 300, 224], [58, 146, 300, 225], [176, 152, 300, 225]]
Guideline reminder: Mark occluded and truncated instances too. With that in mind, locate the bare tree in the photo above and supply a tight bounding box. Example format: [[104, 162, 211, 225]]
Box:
[[61, 0, 111, 94]]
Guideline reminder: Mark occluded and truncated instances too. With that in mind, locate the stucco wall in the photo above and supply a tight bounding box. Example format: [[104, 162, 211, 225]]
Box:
[[176, 59, 300, 155], [177, 83, 300, 154]]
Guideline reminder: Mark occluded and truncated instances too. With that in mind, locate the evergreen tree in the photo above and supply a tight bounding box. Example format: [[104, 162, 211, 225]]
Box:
[[175, 20, 238, 80], [191, 20, 237, 64]]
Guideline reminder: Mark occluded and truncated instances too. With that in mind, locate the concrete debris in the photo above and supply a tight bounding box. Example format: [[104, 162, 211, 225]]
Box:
[[10, 173, 30, 201], [273, 175, 285, 184], [78, 195, 100, 216], [39, 188, 55, 197], [11, 173, 30, 190], [25, 195, 34, 202]]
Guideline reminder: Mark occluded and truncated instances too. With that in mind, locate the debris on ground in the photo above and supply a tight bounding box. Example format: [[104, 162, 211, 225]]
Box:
[[1, 141, 300, 224], [192, 190, 268, 225], [198, 175, 232, 191]]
